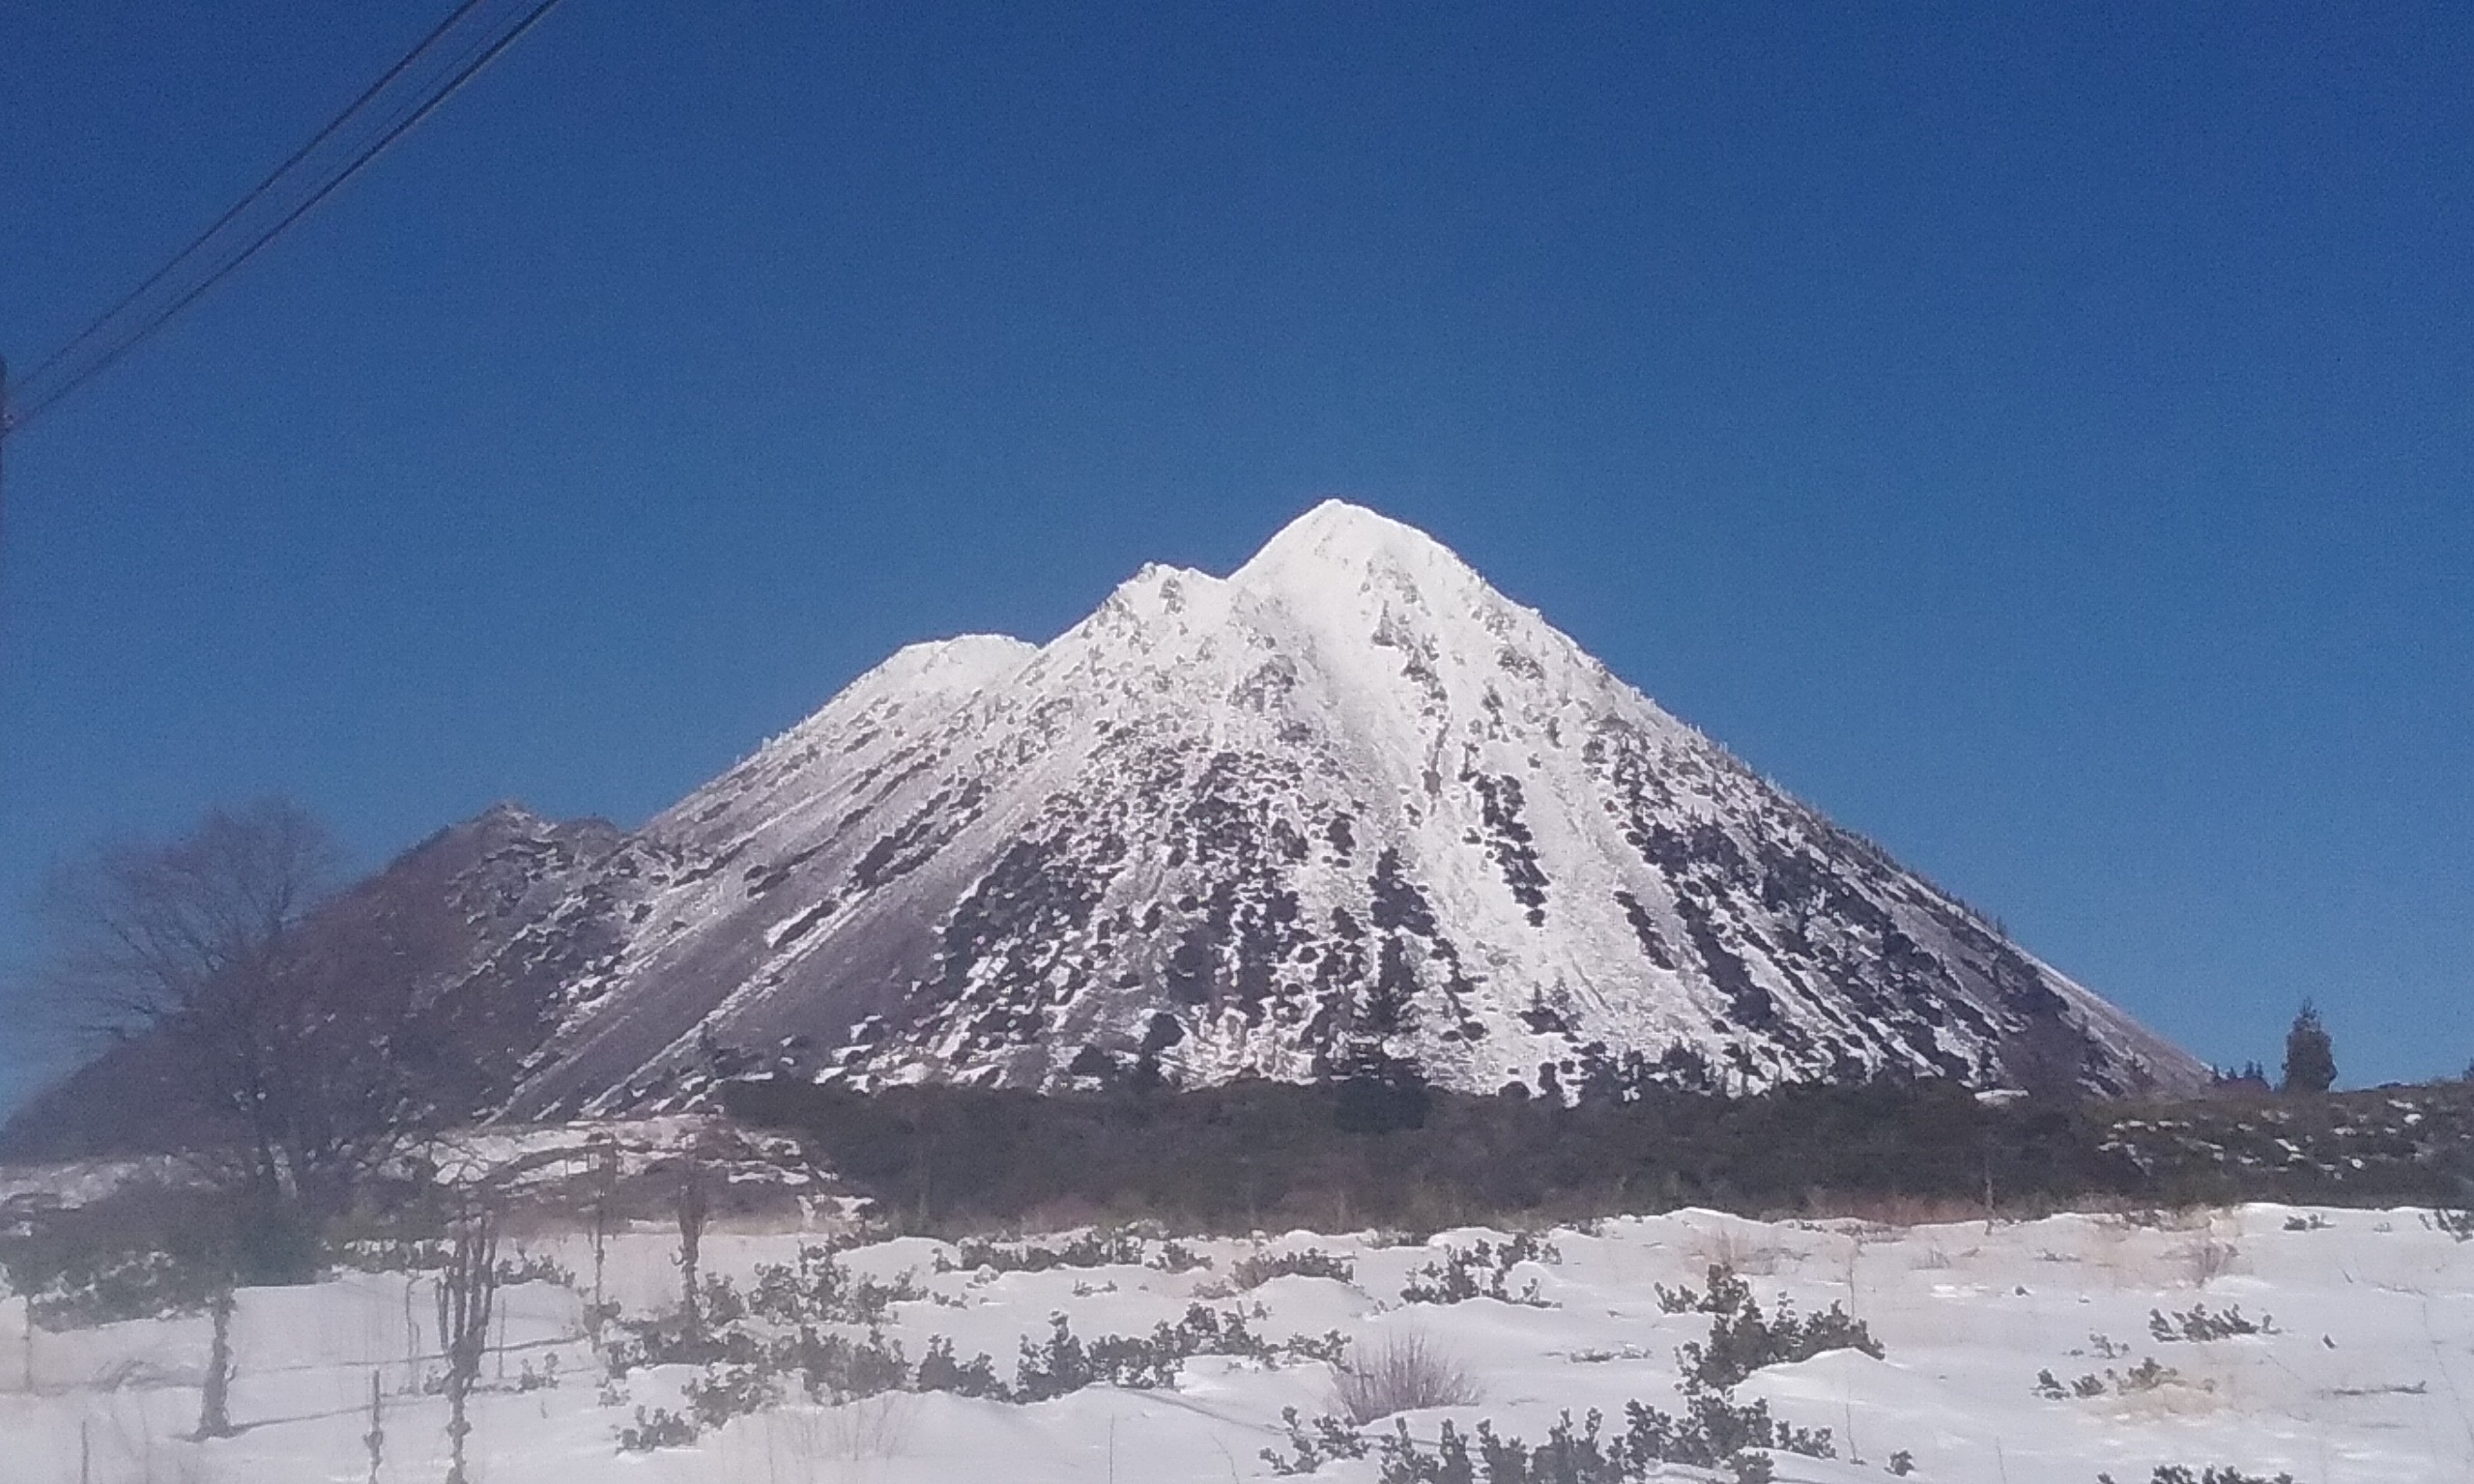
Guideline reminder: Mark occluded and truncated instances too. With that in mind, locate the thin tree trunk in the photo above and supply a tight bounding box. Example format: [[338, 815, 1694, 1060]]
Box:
[[401, 1275, 421, 1395], [363, 1368, 384, 1484], [194, 1287, 236, 1439], [436, 1209, 499, 1484], [676, 1160, 708, 1346]]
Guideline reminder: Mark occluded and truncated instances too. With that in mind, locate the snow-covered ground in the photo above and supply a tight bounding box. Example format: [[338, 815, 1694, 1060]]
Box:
[[3, 1203, 2468, 1483]]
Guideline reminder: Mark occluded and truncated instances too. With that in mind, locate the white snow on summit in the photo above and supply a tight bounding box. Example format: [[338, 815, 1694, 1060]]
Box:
[[441, 500, 2201, 1118]]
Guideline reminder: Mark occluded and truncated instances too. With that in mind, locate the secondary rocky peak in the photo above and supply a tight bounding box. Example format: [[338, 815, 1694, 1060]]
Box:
[[862, 634, 1038, 693]]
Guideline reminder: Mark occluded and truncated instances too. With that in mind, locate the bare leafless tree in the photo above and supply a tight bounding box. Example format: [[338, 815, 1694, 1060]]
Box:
[[34, 798, 428, 1218], [434, 1204, 500, 1484]]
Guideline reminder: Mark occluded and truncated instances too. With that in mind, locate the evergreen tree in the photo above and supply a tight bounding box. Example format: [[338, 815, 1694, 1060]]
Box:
[[2282, 1001, 2336, 1095]]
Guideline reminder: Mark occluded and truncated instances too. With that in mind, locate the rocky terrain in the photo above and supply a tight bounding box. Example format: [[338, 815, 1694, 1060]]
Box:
[[7, 502, 2206, 1154]]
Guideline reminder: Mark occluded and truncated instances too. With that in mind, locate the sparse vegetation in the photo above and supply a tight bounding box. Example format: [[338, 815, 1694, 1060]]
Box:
[[1654, 1265, 1883, 1390], [2040, 1356, 2186, 1399], [1366, 1394, 1832, 1484], [935, 1227, 1145, 1273], [745, 1241, 925, 1325], [1229, 1246, 1357, 1289], [2100, 1469, 2297, 1484], [1400, 1233, 1558, 1306], [2149, 1303, 2276, 1342], [1332, 1330, 1483, 1423], [598, 1280, 1347, 1449], [1265, 1408, 1377, 1475], [2425, 1207, 2474, 1242], [617, 1405, 699, 1452], [1007, 1305, 1347, 1401], [1360, 1255, 1884, 1482]]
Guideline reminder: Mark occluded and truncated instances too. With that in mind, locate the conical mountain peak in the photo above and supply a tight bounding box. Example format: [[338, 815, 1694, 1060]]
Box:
[[1232, 499, 1480, 598], [409, 504, 2204, 1118]]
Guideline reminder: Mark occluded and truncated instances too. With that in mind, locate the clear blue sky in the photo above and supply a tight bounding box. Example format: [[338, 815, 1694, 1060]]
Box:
[[3, 3, 2468, 1113]]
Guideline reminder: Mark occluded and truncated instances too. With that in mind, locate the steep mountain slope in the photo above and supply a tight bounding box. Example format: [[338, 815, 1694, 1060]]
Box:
[[0, 804, 621, 1157], [486, 501, 2202, 1115], [2, 501, 2206, 1155]]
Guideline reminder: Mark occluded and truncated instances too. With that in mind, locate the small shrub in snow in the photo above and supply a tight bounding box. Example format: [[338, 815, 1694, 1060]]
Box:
[[1263, 1408, 1374, 1475], [2097, 1469, 2296, 1484], [746, 1242, 924, 1326], [1008, 1304, 1347, 1401], [1625, 1386, 1834, 1468], [1369, 1399, 1827, 1484], [1362, 1247, 1898, 1482], [1009, 1311, 1169, 1399], [2281, 1213, 2330, 1232], [1400, 1234, 1558, 1306], [2032, 1369, 2110, 1400], [1230, 1247, 1357, 1289], [1361, 1271, 1872, 1484], [684, 1360, 784, 1431], [914, 1336, 1004, 1398], [617, 1405, 700, 1451], [2116, 1356, 2182, 1393], [2423, 1207, 2474, 1242], [1148, 1238, 1213, 1272], [515, 1354, 561, 1392], [1660, 1266, 1883, 1392], [1332, 1330, 1482, 1423], [2038, 1356, 2187, 1399], [2149, 1303, 2275, 1342], [775, 1327, 909, 1401], [494, 1249, 576, 1287], [936, 1228, 1146, 1274]]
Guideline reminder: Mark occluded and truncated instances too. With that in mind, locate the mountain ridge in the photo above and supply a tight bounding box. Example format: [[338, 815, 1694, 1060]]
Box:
[[4, 501, 2208, 1154], [484, 499, 2203, 1113]]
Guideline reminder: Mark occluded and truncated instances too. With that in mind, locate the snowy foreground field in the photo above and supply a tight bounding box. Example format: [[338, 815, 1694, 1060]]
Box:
[[4, 1203, 2470, 1484]]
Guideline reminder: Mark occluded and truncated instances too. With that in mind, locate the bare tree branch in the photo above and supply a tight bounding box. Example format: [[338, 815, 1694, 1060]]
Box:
[[28, 799, 432, 1216]]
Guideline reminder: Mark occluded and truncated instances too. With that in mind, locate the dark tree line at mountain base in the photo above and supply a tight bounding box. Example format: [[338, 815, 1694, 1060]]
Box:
[[721, 1073, 2474, 1232]]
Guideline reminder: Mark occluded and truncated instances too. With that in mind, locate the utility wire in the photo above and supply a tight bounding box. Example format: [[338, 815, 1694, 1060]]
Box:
[[1, 0, 572, 439], [14, 0, 498, 397]]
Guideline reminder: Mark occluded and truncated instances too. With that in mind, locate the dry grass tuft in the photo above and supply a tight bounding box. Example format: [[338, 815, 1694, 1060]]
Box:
[[769, 1392, 919, 1466], [1331, 1330, 1483, 1424], [2177, 1238, 2242, 1287], [1689, 1225, 1792, 1276]]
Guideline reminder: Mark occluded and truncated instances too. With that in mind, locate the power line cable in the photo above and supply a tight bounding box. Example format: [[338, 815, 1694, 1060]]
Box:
[[13, 0, 500, 396], [2, 0, 572, 437], [13, 14, 518, 421]]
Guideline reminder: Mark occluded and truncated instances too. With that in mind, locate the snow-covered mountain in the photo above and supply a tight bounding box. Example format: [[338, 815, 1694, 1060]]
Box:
[[412, 500, 2200, 1117]]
